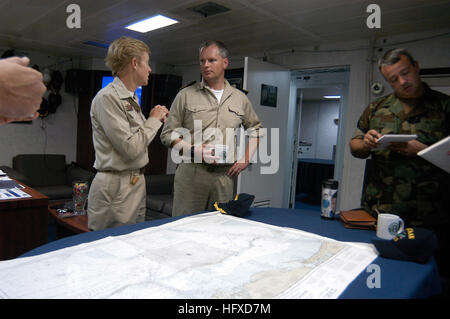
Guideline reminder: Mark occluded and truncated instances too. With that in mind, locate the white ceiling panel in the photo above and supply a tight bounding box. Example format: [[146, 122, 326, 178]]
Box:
[[0, 0, 448, 65]]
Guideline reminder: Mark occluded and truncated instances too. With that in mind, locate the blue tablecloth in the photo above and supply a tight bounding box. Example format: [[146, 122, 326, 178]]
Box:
[[23, 207, 442, 298]]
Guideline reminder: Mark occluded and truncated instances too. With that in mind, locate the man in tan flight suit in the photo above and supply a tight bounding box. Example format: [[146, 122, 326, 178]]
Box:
[[160, 40, 263, 216], [88, 36, 168, 230]]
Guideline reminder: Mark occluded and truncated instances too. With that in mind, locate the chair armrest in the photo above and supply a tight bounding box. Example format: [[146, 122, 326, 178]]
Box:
[[66, 164, 95, 185], [145, 174, 175, 195], [0, 165, 32, 186]]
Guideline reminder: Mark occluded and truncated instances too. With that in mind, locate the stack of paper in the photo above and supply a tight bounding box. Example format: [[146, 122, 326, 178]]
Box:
[[374, 134, 418, 150], [0, 175, 30, 200], [0, 180, 22, 189], [0, 187, 31, 200], [418, 136, 450, 173]]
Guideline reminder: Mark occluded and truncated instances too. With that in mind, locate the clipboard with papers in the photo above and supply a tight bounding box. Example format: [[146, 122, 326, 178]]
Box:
[[376, 134, 418, 144], [373, 134, 418, 150], [417, 135, 450, 173]]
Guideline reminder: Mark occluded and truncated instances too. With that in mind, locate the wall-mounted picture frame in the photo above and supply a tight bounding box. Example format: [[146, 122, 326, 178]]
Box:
[[260, 84, 277, 107]]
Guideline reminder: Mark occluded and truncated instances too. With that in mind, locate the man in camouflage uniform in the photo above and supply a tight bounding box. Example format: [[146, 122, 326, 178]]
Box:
[[350, 48, 449, 293]]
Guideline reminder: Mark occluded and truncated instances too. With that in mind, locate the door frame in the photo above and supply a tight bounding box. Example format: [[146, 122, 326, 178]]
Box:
[[288, 67, 350, 209]]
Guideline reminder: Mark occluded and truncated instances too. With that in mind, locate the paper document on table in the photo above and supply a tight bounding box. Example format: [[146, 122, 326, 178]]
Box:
[[0, 212, 378, 299], [0, 187, 30, 200], [0, 237, 151, 298], [417, 135, 450, 173], [0, 179, 23, 189]]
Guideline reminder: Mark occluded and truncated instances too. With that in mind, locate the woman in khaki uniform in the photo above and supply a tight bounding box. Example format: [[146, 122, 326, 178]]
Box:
[[87, 37, 168, 230]]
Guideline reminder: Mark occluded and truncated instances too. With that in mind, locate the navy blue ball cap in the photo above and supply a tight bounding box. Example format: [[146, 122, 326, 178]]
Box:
[[372, 227, 438, 264], [214, 193, 255, 218]]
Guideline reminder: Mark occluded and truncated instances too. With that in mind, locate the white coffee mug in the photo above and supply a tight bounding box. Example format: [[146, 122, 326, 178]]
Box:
[[213, 144, 229, 164], [376, 213, 405, 240]]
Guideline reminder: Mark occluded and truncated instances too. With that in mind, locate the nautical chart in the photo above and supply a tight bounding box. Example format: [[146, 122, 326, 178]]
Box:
[[0, 212, 377, 299]]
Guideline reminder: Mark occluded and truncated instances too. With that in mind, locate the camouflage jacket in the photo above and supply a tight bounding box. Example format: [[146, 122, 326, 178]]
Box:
[[352, 83, 450, 226]]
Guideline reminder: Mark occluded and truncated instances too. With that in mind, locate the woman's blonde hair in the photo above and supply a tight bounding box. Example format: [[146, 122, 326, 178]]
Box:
[[105, 36, 150, 76]]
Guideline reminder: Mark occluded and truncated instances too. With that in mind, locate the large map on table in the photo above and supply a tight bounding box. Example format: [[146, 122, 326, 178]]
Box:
[[0, 212, 377, 299]]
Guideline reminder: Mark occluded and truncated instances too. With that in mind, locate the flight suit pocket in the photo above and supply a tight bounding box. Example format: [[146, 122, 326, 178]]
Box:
[[370, 108, 399, 134], [125, 110, 136, 122], [416, 118, 442, 132], [413, 118, 445, 145], [122, 102, 143, 131], [185, 104, 211, 127], [370, 117, 396, 134], [226, 105, 244, 127]]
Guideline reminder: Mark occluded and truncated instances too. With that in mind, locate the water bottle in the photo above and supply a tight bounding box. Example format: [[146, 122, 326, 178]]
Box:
[[321, 179, 338, 219]]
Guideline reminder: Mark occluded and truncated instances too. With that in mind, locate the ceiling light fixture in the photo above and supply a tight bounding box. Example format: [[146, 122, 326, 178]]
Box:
[[323, 95, 341, 99], [125, 14, 178, 33]]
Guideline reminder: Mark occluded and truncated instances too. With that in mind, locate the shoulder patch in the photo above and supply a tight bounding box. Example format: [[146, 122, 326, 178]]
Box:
[[179, 81, 196, 91]]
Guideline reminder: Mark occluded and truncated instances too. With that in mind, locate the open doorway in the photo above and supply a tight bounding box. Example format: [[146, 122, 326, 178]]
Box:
[[295, 87, 341, 210], [289, 67, 350, 211]]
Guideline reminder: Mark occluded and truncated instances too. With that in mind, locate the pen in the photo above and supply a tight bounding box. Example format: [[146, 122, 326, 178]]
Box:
[[374, 208, 381, 217]]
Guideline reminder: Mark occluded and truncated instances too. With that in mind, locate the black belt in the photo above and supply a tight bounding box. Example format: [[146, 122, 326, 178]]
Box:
[[194, 163, 232, 173], [98, 167, 145, 175]]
